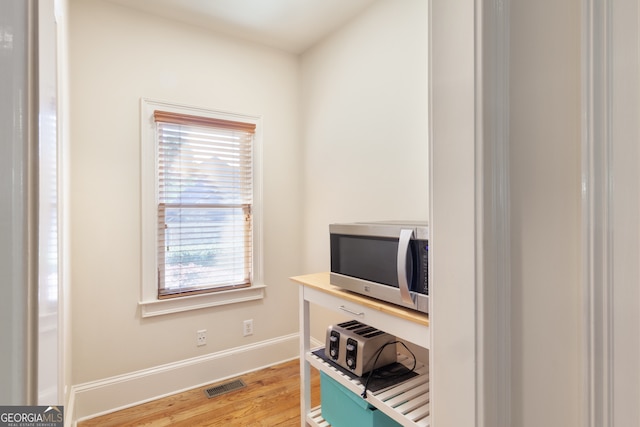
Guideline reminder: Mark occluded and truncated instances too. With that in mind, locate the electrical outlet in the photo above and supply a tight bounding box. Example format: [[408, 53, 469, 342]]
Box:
[[197, 329, 207, 346], [243, 319, 253, 337]]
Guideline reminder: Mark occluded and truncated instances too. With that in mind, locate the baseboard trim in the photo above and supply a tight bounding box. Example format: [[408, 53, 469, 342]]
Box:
[[69, 333, 300, 425]]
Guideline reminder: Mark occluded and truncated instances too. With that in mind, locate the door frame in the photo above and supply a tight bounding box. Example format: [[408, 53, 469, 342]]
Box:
[[583, 0, 640, 426]]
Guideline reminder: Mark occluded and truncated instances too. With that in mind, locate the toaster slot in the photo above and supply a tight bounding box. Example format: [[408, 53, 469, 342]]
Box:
[[344, 322, 366, 331], [354, 326, 377, 336], [363, 330, 386, 338], [337, 320, 361, 329]]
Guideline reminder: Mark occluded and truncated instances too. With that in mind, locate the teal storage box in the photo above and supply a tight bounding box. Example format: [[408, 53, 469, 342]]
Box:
[[320, 372, 401, 427]]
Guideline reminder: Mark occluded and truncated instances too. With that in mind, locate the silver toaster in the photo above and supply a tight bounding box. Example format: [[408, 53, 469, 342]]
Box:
[[324, 320, 396, 377]]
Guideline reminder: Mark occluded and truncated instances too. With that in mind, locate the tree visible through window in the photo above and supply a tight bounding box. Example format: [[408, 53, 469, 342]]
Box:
[[153, 111, 255, 298]]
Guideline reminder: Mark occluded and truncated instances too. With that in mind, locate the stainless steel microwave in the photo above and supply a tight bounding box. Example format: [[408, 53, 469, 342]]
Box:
[[330, 221, 429, 314]]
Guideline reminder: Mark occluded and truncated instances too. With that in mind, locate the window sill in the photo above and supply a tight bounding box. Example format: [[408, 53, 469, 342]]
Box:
[[139, 283, 266, 318]]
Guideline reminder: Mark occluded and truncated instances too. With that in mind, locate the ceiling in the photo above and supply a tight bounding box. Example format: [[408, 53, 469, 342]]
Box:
[[106, 0, 378, 54]]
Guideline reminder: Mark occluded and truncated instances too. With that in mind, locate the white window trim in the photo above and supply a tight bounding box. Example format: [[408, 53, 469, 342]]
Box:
[[139, 98, 265, 318]]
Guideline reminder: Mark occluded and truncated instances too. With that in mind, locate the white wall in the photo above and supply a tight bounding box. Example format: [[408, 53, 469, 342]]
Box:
[[300, 0, 429, 275], [509, 0, 582, 426], [69, 0, 302, 385]]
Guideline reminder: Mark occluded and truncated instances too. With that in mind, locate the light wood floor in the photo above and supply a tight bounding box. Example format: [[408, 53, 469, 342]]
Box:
[[77, 359, 320, 427]]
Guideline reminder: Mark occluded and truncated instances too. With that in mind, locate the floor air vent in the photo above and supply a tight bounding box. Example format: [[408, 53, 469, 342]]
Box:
[[204, 379, 246, 399]]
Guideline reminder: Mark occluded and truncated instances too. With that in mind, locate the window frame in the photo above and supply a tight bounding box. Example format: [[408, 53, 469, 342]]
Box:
[[139, 98, 264, 318]]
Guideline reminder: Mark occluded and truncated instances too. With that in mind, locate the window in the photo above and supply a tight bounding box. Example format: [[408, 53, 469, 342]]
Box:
[[140, 99, 264, 317]]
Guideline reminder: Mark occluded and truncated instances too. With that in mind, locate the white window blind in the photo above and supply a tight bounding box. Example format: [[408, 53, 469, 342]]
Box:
[[154, 111, 255, 298]]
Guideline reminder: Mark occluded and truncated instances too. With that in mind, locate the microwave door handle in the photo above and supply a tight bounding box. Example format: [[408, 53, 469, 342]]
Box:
[[397, 229, 416, 306]]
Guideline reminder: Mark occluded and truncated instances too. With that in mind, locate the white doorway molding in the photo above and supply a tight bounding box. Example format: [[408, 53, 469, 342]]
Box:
[[583, 0, 640, 425], [429, 0, 511, 425]]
